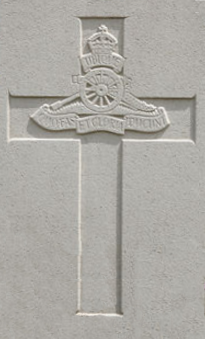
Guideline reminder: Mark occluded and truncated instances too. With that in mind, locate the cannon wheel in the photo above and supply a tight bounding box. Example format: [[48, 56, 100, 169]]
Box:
[[80, 68, 124, 113]]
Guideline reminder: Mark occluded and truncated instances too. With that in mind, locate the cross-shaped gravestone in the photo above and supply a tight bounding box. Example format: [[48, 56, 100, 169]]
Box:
[[9, 18, 195, 316]]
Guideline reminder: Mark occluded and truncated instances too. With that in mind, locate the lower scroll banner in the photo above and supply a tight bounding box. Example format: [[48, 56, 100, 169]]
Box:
[[31, 106, 169, 135]]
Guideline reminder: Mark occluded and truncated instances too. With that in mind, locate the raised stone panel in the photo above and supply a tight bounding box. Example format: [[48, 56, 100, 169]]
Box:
[[0, 1, 204, 339]]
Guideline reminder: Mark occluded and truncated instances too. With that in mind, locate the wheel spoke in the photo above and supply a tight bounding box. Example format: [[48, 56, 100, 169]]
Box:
[[87, 92, 96, 99], [107, 93, 116, 100], [99, 71, 103, 84], [100, 72, 107, 85], [100, 97, 103, 107], [87, 79, 96, 86], [104, 95, 111, 105], [92, 96, 99, 104], [108, 81, 117, 88], [96, 75, 101, 84], [85, 86, 96, 92], [104, 75, 110, 85]]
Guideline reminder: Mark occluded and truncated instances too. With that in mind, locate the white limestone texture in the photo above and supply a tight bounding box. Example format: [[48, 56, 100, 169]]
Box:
[[0, 1, 204, 339]]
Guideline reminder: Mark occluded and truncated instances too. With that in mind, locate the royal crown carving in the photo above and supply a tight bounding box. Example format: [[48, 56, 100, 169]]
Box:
[[88, 25, 117, 54]]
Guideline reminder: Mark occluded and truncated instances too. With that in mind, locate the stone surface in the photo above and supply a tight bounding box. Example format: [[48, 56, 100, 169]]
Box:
[[0, 1, 205, 339]]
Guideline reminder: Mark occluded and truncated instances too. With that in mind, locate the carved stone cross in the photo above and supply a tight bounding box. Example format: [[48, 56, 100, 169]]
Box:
[[9, 18, 195, 317]]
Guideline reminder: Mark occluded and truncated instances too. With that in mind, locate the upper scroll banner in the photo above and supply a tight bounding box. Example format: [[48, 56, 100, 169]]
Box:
[[31, 25, 170, 135]]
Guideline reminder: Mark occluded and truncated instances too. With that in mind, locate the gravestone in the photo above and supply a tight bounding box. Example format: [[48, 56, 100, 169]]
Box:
[[0, 1, 204, 339]]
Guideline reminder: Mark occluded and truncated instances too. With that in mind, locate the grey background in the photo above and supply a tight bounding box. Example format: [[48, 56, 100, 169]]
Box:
[[0, 1, 205, 339]]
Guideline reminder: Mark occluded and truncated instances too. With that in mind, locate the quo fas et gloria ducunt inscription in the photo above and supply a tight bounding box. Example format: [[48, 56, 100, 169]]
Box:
[[31, 25, 170, 135]]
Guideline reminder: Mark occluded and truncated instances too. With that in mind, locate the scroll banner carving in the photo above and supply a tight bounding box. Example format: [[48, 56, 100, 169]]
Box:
[[81, 53, 125, 73], [32, 103, 169, 135], [31, 25, 170, 134]]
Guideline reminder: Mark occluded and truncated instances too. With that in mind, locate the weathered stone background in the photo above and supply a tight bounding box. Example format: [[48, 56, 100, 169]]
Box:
[[0, 1, 205, 339]]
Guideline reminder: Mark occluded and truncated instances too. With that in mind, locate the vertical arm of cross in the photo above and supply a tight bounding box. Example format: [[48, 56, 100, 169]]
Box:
[[77, 135, 122, 315]]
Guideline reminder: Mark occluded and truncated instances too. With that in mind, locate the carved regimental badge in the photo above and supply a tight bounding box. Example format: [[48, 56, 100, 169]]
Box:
[[31, 25, 170, 135]]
